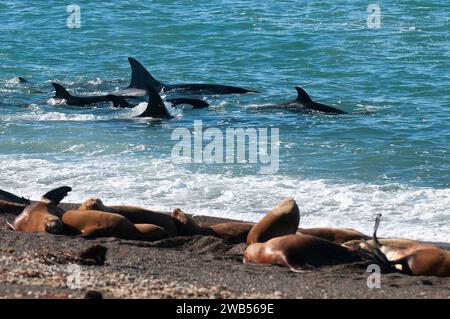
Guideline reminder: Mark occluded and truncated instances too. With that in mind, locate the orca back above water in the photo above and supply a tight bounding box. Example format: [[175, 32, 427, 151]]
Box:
[[118, 57, 258, 96], [280, 87, 347, 114], [52, 82, 209, 111], [52, 83, 134, 108]]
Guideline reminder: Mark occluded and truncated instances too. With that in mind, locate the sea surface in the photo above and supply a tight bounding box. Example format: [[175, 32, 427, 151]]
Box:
[[0, 1, 449, 241]]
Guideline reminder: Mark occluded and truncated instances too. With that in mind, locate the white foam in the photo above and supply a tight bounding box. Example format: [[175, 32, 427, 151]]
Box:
[[125, 101, 183, 119], [0, 108, 102, 122], [0, 156, 448, 242]]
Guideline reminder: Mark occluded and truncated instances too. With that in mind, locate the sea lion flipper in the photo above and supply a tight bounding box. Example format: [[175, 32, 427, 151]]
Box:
[[6, 220, 15, 230], [373, 213, 382, 247], [42, 186, 72, 205], [78, 228, 101, 239]]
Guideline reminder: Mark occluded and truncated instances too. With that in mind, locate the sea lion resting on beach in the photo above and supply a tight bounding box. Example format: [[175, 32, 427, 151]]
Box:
[[8, 188, 170, 241], [62, 209, 170, 241], [343, 215, 450, 277], [79, 197, 178, 236], [246, 197, 368, 245], [243, 197, 364, 270], [171, 208, 255, 244], [8, 187, 70, 233], [78, 197, 253, 242], [244, 234, 362, 271], [298, 227, 369, 244]]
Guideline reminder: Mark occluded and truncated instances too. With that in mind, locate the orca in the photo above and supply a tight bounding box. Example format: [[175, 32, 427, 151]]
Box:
[[117, 57, 258, 96], [51, 83, 209, 110], [135, 86, 174, 119], [52, 83, 134, 108], [278, 87, 347, 114]]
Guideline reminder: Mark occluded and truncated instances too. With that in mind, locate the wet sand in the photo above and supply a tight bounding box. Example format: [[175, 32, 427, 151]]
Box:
[[0, 209, 449, 299]]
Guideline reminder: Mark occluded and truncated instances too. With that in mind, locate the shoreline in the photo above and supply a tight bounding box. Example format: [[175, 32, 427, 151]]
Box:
[[0, 208, 449, 299]]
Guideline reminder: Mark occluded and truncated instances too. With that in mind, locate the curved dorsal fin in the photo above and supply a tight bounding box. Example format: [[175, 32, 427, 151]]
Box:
[[295, 86, 313, 103], [52, 83, 72, 99], [127, 57, 162, 90], [136, 87, 172, 118]]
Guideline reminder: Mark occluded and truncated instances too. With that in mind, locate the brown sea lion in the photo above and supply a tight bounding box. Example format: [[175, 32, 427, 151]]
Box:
[[344, 214, 450, 277], [61, 209, 170, 241], [10, 186, 71, 234], [79, 198, 178, 236], [171, 208, 255, 244], [244, 233, 361, 271], [298, 227, 370, 244], [247, 198, 300, 245]]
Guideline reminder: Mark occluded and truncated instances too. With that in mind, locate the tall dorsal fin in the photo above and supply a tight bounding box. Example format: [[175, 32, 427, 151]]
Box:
[[52, 83, 73, 99], [136, 87, 172, 118], [295, 86, 313, 103], [41, 186, 72, 205], [127, 57, 162, 90]]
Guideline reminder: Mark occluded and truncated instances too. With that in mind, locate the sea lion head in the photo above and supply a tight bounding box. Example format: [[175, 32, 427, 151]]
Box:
[[44, 216, 64, 234], [79, 197, 107, 211], [171, 208, 203, 236]]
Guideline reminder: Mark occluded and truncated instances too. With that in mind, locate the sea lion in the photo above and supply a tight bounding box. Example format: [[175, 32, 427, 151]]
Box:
[[0, 188, 30, 205], [344, 214, 450, 277], [298, 227, 370, 244], [79, 197, 178, 236], [247, 198, 300, 245], [171, 208, 255, 244], [244, 233, 361, 271], [61, 209, 170, 241], [10, 186, 71, 234], [0, 200, 28, 215]]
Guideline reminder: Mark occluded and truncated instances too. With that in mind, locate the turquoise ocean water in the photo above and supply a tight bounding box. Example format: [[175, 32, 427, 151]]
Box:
[[0, 1, 449, 241]]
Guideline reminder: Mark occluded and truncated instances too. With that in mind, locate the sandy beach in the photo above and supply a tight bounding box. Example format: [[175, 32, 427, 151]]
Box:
[[0, 206, 449, 299]]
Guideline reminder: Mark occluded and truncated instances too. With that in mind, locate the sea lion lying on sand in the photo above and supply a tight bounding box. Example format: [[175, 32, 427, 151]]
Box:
[[344, 214, 450, 277], [79, 197, 178, 236], [9, 187, 70, 233], [171, 208, 255, 244], [298, 227, 369, 244], [246, 197, 368, 245], [61, 209, 170, 241], [244, 234, 362, 271]]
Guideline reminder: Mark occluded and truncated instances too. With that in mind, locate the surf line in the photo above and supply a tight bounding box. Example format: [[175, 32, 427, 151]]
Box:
[[171, 120, 279, 174]]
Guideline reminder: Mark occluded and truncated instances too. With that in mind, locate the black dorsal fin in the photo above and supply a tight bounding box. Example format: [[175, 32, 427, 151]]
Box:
[[127, 57, 162, 90], [295, 86, 313, 103], [136, 87, 172, 118], [52, 83, 73, 99]]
